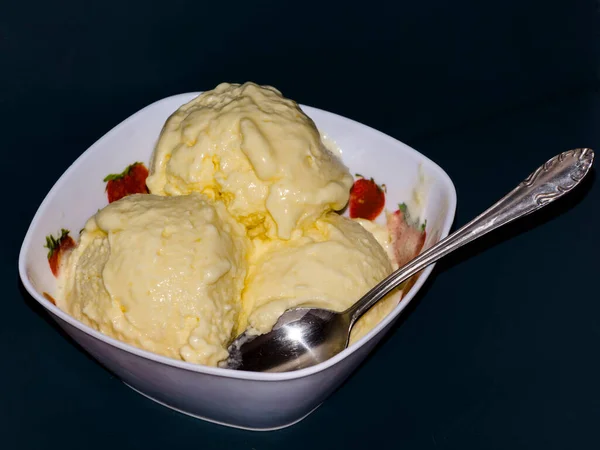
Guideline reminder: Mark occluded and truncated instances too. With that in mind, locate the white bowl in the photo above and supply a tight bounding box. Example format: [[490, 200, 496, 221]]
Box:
[[18, 93, 457, 431]]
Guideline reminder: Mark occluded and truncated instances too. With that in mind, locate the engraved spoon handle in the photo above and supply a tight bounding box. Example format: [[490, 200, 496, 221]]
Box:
[[347, 148, 595, 324]]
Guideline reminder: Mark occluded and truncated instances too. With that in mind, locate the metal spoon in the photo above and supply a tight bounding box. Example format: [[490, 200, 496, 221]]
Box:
[[221, 148, 594, 373]]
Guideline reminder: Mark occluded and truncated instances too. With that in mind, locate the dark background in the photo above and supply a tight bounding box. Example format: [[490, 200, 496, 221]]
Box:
[[2, 1, 600, 448]]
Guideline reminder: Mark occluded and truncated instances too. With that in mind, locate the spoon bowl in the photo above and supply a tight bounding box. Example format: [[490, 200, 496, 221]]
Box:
[[224, 308, 351, 372]]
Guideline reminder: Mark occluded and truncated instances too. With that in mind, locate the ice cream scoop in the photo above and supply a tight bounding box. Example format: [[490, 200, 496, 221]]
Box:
[[58, 193, 249, 366], [222, 148, 594, 372], [146, 82, 353, 240], [237, 213, 395, 343]]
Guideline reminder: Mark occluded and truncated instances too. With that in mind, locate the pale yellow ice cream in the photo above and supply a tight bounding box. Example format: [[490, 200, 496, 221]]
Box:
[[239, 213, 398, 344], [57, 193, 249, 366], [56, 81, 415, 368], [146, 82, 354, 240]]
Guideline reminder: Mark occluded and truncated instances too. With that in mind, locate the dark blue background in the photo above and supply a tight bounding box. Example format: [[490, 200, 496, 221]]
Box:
[[2, 1, 599, 448]]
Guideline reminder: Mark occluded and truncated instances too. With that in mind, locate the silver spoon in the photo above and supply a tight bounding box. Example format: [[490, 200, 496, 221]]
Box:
[[221, 148, 594, 373]]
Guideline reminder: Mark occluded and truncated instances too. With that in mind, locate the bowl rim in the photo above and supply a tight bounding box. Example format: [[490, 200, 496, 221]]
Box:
[[18, 92, 457, 381]]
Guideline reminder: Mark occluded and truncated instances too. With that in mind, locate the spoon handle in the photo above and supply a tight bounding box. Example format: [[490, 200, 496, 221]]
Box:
[[347, 148, 594, 325]]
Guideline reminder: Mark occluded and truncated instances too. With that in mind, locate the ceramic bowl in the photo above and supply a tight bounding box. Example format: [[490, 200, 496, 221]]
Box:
[[18, 92, 456, 430]]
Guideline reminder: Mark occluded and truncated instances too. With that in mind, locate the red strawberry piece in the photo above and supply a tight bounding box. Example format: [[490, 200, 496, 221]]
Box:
[[104, 162, 149, 203], [349, 174, 386, 220], [44, 229, 75, 277], [387, 203, 427, 278]]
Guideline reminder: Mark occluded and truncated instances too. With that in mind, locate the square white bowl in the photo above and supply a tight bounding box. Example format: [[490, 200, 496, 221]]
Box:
[[18, 93, 457, 431]]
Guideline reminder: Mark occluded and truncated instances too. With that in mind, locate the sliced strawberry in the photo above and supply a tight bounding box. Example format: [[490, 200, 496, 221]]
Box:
[[349, 174, 386, 220], [45, 229, 75, 277], [387, 203, 427, 267], [387, 204, 427, 292], [104, 162, 149, 203]]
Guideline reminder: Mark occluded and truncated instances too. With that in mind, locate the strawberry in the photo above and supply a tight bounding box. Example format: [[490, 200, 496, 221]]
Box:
[[45, 229, 75, 277], [104, 162, 149, 203], [387, 203, 427, 292], [349, 174, 386, 220]]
